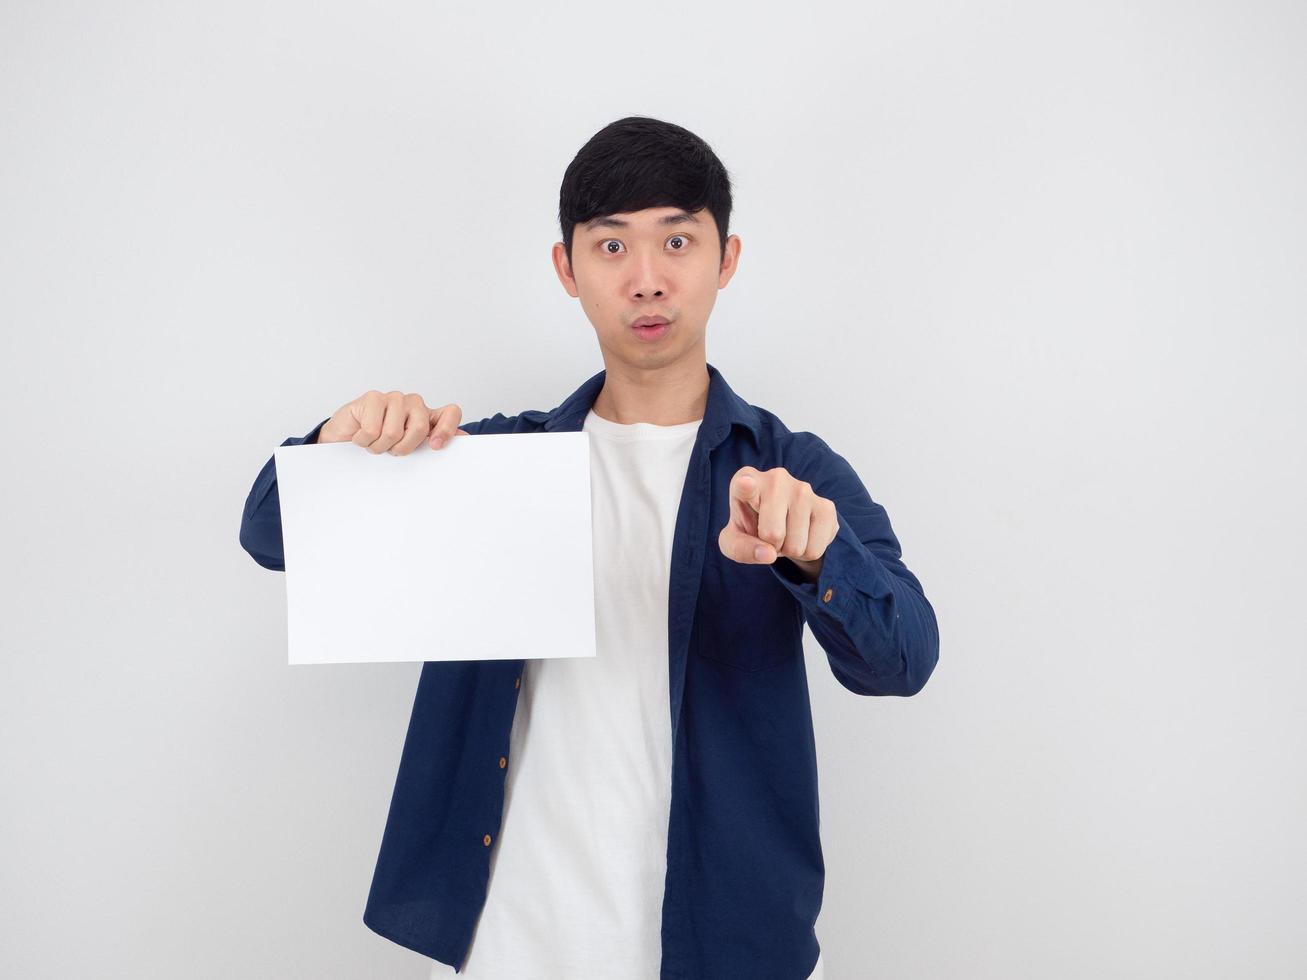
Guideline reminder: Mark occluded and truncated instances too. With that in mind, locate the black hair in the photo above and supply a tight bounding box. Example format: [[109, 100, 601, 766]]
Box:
[[558, 115, 734, 268]]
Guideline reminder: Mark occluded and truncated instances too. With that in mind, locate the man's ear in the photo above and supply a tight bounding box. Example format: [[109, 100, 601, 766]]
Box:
[[551, 241, 579, 298], [718, 233, 742, 288]]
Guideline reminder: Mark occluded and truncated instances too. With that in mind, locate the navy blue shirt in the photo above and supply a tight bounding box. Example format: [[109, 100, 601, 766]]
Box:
[[239, 362, 939, 978]]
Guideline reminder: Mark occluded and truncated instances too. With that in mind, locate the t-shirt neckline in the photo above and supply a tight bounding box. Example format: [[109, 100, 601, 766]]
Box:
[[583, 407, 704, 441]]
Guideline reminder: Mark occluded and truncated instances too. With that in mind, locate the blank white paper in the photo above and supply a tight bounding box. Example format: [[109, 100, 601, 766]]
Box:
[[272, 432, 595, 666]]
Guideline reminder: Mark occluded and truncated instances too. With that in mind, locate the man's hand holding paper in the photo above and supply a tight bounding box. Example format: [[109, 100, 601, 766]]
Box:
[[273, 391, 594, 666]]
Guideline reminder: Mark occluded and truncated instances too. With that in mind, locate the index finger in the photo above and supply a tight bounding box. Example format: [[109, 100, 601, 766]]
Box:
[[729, 467, 765, 513]]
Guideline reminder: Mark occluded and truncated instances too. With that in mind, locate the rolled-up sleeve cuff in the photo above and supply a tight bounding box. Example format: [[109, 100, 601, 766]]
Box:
[[768, 506, 895, 628], [296, 416, 331, 446]]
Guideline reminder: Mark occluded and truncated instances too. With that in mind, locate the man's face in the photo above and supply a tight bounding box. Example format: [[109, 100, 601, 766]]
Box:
[[552, 205, 741, 370]]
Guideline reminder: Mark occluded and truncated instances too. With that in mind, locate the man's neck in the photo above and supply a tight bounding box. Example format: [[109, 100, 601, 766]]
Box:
[[590, 358, 709, 426]]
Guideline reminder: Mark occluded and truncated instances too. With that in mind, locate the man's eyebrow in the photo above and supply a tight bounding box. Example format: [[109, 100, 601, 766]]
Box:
[[581, 210, 702, 232]]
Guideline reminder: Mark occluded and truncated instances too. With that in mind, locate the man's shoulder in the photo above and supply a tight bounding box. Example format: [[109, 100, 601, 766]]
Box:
[[738, 404, 860, 494], [459, 408, 553, 436], [746, 403, 836, 464]]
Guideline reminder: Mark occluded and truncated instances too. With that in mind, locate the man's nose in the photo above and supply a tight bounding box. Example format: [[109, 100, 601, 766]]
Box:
[[631, 253, 669, 299]]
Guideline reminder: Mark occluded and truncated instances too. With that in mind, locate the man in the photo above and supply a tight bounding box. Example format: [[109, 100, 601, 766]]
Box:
[[239, 115, 939, 979]]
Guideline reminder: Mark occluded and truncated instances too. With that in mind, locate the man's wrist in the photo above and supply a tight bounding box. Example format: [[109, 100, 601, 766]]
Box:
[[785, 556, 823, 584]]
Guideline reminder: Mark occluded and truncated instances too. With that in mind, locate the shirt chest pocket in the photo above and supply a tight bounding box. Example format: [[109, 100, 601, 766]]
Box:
[[693, 559, 804, 672]]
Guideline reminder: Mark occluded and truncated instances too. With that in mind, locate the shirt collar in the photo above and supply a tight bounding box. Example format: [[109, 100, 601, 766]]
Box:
[[541, 361, 762, 449]]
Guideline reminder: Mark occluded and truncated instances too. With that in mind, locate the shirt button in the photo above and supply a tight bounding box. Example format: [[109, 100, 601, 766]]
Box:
[[483, 834, 492, 846], [514, 675, 521, 689], [498, 756, 507, 769], [822, 587, 834, 603]]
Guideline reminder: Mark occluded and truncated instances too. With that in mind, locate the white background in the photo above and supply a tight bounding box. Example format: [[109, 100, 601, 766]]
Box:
[[1, 1, 1303, 977]]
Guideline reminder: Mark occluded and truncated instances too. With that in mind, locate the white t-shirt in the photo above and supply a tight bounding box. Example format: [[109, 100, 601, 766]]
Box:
[[432, 408, 823, 980]]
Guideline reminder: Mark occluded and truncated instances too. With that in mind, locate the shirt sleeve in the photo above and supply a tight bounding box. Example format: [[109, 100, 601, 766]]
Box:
[[238, 416, 332, 571], [767, 432, 940, 697]]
